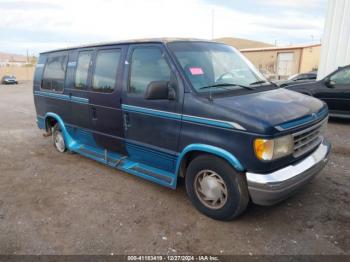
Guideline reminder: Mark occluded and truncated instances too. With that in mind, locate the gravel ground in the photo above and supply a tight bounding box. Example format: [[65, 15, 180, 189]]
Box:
[[0, 81, 349, 255]]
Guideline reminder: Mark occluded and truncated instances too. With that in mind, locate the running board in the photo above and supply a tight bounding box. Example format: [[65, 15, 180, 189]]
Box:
[[77, 145, 124, 166], [130, 166, 173, 183], [74, 145, 176, 188]]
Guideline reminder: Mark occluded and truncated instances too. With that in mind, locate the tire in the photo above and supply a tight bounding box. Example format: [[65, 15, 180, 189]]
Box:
[[185, 154, 249, 221], [52, 124, 66, 153]]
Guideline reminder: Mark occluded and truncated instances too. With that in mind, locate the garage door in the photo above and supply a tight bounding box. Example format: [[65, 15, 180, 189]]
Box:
[[277, 52, 294, 76]]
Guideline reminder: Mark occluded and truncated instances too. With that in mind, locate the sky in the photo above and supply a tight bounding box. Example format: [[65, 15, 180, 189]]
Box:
[[0, 0, 327, 55]]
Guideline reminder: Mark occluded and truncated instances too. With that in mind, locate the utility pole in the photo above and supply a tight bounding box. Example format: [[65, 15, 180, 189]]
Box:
[[211, 9, 215, 40]]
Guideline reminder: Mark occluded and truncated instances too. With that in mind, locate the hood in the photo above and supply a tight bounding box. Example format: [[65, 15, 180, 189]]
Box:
[[213, 88, 326, 134]]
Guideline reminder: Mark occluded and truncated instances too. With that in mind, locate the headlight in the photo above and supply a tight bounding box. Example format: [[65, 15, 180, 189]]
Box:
[[254, 135, 293, 161]]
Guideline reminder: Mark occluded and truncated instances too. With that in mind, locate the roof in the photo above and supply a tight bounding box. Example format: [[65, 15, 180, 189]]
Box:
[[40, 38, 216, 54], [240, 43, 321, 52]]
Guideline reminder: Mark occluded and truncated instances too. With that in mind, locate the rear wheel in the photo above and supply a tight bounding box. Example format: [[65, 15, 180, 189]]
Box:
[[52, 124, 66, 153], [185, 154, 249, 220]]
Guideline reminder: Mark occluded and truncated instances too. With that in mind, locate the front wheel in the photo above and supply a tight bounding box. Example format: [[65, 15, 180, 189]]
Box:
[[52, 124, 66, 153], [185, 154, 249, 220]]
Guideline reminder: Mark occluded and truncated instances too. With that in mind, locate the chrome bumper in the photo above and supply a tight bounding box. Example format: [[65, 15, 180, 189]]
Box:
[[246, 139, 331, 206]]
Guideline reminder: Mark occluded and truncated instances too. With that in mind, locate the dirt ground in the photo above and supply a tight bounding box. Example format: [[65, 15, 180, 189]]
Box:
[[0, 82, 349, 255]]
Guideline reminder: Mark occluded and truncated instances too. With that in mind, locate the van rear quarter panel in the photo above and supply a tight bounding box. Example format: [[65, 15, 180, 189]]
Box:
[[34, 51, 74, 128], [33, 54, 48, 118]]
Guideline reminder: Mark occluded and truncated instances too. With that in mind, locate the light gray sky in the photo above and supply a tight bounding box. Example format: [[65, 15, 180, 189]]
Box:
[[0, 0, 327, 55]]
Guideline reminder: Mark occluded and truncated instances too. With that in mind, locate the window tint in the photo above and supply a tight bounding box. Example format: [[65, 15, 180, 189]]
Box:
[[129, 47, 171, 94], [92, 49, 121, 92], [330, 67, 350, 85], [42, 53, 68, 91], [307, 74, 316, 80], [75, 51, 92, 89], [295, 74, 307, 80]]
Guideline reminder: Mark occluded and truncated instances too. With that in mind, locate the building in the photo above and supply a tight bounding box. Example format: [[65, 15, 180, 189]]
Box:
[[215, 37, 273, 49], [0, 52, 36, 81], [240, 44, 321, 79], [0, 52, 28, 67], [318, 0, 350, 79]]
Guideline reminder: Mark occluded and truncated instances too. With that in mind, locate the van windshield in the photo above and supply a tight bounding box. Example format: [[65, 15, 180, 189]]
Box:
[[168, 42, 267, 93]]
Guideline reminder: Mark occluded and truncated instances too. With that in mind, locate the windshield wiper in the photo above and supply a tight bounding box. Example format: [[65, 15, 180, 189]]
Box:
[[249, 80, 268, 85], [199, 83, 255, 91]]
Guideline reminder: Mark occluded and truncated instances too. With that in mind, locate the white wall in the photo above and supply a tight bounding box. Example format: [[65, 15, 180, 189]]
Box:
[[318, 0, 350, 79]]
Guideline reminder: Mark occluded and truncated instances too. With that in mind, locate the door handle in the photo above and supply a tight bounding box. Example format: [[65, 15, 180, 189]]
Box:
[[91, 106, 97, 120], [123, 112, 131, 131]]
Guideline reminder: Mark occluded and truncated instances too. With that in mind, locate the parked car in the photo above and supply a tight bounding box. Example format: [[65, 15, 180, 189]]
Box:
[[287, 65, 350, 118], [1, 75, 18, 84], [33, 39, 331, 220], [276, 71, 317, 87]]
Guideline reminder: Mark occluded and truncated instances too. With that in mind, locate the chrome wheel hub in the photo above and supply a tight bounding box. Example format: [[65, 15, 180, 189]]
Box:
[[194, 170, 228, 209], [55, 132, 65, 153]]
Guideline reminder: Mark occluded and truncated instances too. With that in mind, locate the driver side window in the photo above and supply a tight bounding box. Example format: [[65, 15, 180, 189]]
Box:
[[129, 47, 171, 95], [330, 67, 350, 85]]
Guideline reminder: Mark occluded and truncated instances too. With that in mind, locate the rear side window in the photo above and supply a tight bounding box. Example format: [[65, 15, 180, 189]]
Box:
[[92, 49, 121, 93], [75, 51, 92, 89], [129, 47, 171, 94], [42, 53, 68, 92]]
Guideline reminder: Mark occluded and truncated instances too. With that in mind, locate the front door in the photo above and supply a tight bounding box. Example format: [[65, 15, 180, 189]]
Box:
[[88, 46, 127, 153], [122, 44, 182, 172], [315, 67, 350, 114]]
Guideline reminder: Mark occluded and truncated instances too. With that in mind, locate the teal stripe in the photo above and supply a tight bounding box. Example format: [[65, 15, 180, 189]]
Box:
[[71, 96, 89, 104], [121, 104, 245, 130], [122, 104, 181, 120], [34, 91, 89, 104], [182, 115, 233, 129]]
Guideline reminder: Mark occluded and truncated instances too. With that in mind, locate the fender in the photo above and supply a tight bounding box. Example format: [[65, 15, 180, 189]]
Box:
[[44, 112, 78, 150], [175, 144, 245, 175]]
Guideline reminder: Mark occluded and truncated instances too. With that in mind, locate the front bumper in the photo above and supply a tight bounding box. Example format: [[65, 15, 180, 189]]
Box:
[[246, 139, 331, 206]]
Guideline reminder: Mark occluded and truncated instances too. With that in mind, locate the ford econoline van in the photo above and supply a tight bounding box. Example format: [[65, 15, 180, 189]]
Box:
[[33, 39, 331, 220]]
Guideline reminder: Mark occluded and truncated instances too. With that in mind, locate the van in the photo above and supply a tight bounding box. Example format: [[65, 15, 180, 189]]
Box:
[[33, 39, 331, 220]]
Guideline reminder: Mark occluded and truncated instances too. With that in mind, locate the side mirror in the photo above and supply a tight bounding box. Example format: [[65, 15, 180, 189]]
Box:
[[145, 81, 176, 100], [325, 78, 336, 88]]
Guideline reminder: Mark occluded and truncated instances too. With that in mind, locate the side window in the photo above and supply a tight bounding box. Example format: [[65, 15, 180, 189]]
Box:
[[296, 74, 307, 80], [129, 47, 171, 94], [308, 74, 317, 80], [330, 67, 350, 85], [42, 53, 68, 92], [75, 51, 92, 89], [92, 49, 121, 93]]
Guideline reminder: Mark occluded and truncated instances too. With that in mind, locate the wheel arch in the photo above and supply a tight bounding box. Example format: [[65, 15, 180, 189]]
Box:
[[44, 112, 76, 150], [176, 144, 245, 178]]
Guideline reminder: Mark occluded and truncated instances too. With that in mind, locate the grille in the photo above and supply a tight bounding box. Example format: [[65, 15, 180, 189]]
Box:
[[292, 118, 327, 158]]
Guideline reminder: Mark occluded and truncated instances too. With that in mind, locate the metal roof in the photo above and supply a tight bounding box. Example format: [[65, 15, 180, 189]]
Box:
[[240, 43, 321, 52], [40, 37, 216, 54]]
